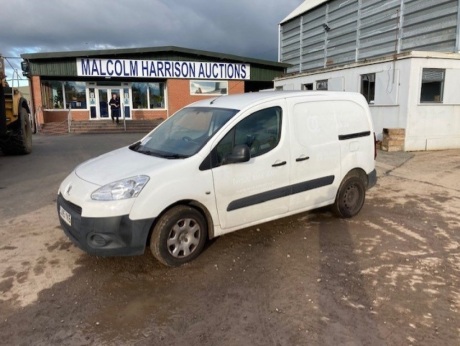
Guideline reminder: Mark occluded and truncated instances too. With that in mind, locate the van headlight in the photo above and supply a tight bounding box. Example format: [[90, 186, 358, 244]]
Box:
[[91, 175, 150, 201]]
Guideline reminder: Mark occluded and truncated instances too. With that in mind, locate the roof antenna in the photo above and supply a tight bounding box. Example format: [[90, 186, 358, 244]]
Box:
[[210, 81, 244, 104], [210, 96, 220, 105]]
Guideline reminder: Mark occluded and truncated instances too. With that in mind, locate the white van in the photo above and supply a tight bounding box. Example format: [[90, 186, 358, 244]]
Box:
[[57, 91, 377, 266]]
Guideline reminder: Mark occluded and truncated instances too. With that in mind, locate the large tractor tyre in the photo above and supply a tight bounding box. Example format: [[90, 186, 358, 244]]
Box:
[[0, 106, 32, 155]]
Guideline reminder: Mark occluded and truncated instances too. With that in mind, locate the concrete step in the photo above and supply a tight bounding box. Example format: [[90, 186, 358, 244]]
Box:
[[40, 121, 68, 135], [71, 119, 163, 134], [40, 119, 164, 135]]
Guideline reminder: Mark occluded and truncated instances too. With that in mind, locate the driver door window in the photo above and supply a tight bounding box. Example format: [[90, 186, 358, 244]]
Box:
[[215, 106, 282, 166]]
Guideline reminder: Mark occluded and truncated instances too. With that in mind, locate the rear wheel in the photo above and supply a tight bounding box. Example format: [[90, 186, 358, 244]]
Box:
[[150, 205, 207, 267], [332, 175, 366, 218], [0, 106, 32, 155]]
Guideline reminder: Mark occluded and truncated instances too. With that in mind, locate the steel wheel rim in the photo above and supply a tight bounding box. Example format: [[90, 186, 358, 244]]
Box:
[[342, 183, 361, 212], [166, 218, 201, 258]]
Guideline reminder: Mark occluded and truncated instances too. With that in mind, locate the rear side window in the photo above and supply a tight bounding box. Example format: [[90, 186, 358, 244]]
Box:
[[215, 106, 282, 166]]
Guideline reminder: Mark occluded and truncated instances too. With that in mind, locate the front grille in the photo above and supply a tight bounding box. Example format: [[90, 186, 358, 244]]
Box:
[[59, 194, 82, 215]]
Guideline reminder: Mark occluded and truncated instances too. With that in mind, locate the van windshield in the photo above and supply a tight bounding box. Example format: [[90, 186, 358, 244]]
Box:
[[131, 107, 238, 158]]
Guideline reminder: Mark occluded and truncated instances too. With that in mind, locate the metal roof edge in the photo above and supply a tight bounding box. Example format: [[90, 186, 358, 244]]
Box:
[[21, 46, 291, 69], [280, 0, 328, 24], [275, 51, 460, 81]]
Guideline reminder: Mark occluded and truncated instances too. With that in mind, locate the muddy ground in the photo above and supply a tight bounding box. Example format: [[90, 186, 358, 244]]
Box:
[[0, 134, 459, 345]]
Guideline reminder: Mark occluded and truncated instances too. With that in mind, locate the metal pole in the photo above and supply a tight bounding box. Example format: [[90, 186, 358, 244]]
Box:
[[122, 102, 126, 131], [67, 103, 72, 133]]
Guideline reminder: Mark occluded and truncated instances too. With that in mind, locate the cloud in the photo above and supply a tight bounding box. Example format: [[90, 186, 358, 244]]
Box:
[[0, 0, 304, 85]]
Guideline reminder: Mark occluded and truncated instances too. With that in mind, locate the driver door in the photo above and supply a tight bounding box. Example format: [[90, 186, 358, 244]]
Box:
[[211, 102, 290, 231]]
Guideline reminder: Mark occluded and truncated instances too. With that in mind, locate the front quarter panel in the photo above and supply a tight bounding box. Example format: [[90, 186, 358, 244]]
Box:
[[129, 158, 218, 226], [59, 171, 136, 218]]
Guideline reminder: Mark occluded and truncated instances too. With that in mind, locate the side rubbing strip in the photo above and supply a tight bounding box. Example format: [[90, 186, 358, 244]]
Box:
[[338, 131, 371, 141], [227, 175, 335, 212], [227, 186, 291, 212], [291, 175, 334, 194]]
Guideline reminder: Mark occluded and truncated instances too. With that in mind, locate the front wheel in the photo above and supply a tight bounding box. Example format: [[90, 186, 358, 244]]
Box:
[[150, 205, 207, 267], [332, 175, 366, 218]]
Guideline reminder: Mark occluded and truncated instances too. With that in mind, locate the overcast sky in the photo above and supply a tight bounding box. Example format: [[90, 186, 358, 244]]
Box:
[[1, 0, 304, 85]]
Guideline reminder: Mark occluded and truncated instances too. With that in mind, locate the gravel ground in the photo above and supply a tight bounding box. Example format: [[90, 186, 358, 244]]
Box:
[[0, 134, 459, 345]]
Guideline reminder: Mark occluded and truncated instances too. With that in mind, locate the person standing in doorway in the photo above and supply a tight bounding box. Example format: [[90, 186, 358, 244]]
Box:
[[109, 93, 120, 124]]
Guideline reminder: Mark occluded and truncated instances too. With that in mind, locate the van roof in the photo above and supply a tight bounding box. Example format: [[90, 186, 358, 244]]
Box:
[[189, 91, 366, 110]]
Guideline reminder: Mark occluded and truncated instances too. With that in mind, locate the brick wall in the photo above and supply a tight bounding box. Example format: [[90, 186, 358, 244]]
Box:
[[42, 110, 67, 122], [132, 109, 167, 120], [30, 76, 43, 124], [167, 79, 245, 115], [30, 77, 246, 124]]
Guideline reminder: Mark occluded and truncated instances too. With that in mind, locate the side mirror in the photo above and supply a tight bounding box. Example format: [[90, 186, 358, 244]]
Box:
[[224, 144, 250, 164]]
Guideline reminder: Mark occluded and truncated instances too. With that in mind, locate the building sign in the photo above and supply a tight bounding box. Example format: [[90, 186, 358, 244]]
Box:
[[77, 58, 250, 80]]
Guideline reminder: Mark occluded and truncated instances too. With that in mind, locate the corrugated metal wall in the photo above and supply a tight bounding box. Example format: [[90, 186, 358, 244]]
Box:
[[281, 0, 460, 74]]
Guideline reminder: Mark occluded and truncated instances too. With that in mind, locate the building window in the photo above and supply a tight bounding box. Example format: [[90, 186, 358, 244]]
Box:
[[41, 80, 87, 110], [149, 83, 165, 108], [190, 80, 228, 95], [303, 83, 313, 91], [421, 68, 444, 103], [316, 80, 328, 90], [65, 82, 87, 109], [361, 74, 375, 104], [132, 82, 165, 109], [41, 80, 64, 109]]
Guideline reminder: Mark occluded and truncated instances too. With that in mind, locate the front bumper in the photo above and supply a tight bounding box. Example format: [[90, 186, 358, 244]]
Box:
[[57, 193, 154, 256]]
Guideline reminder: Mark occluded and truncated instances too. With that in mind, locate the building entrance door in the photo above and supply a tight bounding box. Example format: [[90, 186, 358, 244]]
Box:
[[98, 89, 109, 119], [87, 83, 131, 120], [96, 88, 121, 120]]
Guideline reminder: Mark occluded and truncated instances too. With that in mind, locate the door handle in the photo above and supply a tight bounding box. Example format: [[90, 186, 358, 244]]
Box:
[[296, 156, 310, 162], [272, 161, 287, 167]]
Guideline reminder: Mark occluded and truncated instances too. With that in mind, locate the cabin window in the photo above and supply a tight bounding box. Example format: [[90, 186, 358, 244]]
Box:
[[421, 68, 444, 103], [361, 73, 375, 104], [316, 80, 328, 90]]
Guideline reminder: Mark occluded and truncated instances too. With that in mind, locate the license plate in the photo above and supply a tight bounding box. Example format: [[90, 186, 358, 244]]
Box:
[[60, 206, 72, 226]]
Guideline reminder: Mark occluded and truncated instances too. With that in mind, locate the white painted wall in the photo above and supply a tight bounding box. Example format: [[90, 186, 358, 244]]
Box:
[[274, 54, 460, 151], [404, 58, 460, 150]]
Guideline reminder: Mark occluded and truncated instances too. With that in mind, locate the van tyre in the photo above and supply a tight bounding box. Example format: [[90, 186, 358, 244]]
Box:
[[0, 107, 32, 155], [150, 205, 207, 267], [332, 175, 366, 218]]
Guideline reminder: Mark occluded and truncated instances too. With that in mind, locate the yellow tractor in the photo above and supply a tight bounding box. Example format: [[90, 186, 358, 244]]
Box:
[[0, 57, 33, 155]]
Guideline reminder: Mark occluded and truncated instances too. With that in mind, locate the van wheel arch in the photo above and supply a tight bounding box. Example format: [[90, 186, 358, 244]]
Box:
[[332, 169, 367, 218], [344, 168, 368, 187], [148, 200, 214, 241], [147, 201, 214, 266]]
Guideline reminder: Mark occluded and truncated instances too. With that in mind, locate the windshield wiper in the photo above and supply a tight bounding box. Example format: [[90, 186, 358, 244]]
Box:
[[137, 149, 158, 156], [129, 141, 142, 151], [134, 147, 187, 159], [160, 153, 188, 159]]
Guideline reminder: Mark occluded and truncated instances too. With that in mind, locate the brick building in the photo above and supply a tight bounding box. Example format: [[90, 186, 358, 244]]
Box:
[[21, 46, 288, 131]]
